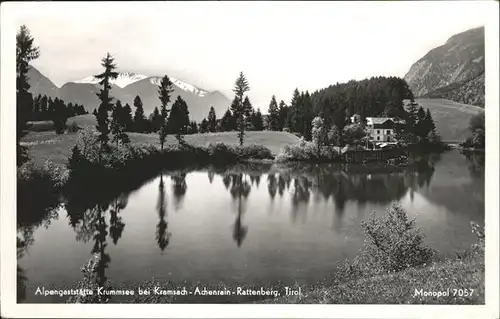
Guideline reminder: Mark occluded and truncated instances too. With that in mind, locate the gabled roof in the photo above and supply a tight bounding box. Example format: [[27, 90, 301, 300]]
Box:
[[366, 117, 405, 125]]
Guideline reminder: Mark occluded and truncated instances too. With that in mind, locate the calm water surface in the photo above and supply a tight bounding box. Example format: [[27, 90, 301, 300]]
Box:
[[17, 150, 484, 302]]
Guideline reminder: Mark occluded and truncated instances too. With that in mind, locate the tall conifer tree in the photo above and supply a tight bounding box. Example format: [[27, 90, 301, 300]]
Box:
[[94, 53, 119, 152]]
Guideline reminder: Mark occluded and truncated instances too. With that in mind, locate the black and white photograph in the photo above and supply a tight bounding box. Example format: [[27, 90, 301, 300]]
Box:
[[1, 1, 499, 318]]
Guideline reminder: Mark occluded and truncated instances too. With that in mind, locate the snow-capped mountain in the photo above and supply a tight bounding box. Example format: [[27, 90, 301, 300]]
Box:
[[28, 67, 230, 121], [73, 72, 209, 98], [73, 72, 149, 88], [149, 76, 208, 97]]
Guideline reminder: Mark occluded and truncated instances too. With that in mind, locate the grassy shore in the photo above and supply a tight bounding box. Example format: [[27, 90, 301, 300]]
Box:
[[111, 255, 483, 304], [21, 130, 301, 167], [258, 256, 484, 304]]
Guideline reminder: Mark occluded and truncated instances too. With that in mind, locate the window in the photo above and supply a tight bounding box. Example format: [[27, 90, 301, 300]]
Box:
[[377, 130, 380, 134], [377, 136, 380, 141], [386, 130, 391, 134]]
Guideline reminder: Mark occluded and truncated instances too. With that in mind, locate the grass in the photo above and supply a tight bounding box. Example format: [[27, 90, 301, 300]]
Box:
[[258, 256, 484, 304], [21, 128, 301, 167], [413, 98, 483, 143]]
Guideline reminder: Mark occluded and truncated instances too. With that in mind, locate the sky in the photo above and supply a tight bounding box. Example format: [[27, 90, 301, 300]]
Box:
[[9, 1, 490, 111]]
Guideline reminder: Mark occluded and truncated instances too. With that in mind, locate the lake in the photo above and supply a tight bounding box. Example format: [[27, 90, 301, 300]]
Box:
[[16, 150, 484, 303]]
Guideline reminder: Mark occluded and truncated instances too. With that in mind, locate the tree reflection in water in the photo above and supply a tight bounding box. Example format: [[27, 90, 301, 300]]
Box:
[[227, 173, 250, 247], [156, 175, 172, 252], [109, 195, 127, 245], [207, 171, 215, 184], [64, 187, 131, 302], [290, 177, 312, 223], [267, 174, 277, 199], [16, 155, 444, 302], [172, 172, 187, 211]]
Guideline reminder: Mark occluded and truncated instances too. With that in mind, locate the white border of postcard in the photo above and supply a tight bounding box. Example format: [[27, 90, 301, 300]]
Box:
[[1, 1, 499, 318]]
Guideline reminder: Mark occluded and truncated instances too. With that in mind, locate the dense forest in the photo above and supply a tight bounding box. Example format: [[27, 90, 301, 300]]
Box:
[[29, 94, 88, 121], [264, 76, 438, 146]]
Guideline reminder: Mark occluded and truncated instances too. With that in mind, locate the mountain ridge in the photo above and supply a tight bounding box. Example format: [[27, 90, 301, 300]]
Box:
[[404, 26, 485, 107], [27, 67, 231, 121]]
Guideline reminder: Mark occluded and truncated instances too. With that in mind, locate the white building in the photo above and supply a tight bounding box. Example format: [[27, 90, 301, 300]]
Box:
[[365, 117, 404, 142]]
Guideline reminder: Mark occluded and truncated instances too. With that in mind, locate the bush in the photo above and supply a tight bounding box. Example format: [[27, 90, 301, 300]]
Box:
[[76, 126, 100, 162], [206, 142, 239, 162], [359, 203, 435, 273], [236, 144, 273, 160], [276, 140, 339, 162], [276, 140, 318, 162], [67, 254, 110, 304], [334, 204, 436, 282], [18, 160, 68, 189], [470, 221, 485, 254], [17, 160, 68, 228]]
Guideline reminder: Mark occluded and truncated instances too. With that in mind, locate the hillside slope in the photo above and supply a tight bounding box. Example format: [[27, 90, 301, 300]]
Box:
[[413, 98, 483, 143], [404, 27, 484, 107]]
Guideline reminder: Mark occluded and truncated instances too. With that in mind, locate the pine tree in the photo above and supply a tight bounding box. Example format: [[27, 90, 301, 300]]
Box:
[[424, 109, 438, 143], [94, 53, 118, 152], [220, 109, 235, 132], [289, 88, 301, 133], [242, 96, 253, 118], [123, 103, 134, 132], [178, 98, 190, 134], [150, 107, 162, 132], [158, 75, 174, 150], [167, 96, 190, 143], [268, 95, 279, 131], [232, 72, 251, 146], [302, 91, 314, 140], [133, 95, 146, 133], [252, 108, 264, 131], [207, 106, 217, 132], [199, 118, 209, 133], [278, 100, 288, 131], [31, 94, 41, 121], [40, 95, 49, 120], [415, 106, 427, 140], [229, 97, 240, 119], [66, 102, 75, 118], [52, 98, 68, 134], [16, 25, 40, 165], [189, 121, 199, 134], [110, 100, 129, 146], [331, 94, 349, 146]]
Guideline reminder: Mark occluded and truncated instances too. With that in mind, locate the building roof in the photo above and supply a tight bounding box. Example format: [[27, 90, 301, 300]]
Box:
[[366, 117, 405, 125]]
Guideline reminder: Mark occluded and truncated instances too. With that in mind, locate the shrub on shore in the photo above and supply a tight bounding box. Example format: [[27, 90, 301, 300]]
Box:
[[235, 144, 273, 160], [17, 160, 68, 227], [275, 139, 339, 162], [18, 160, 68, 190], [66, 128, 274, 185], [334, 203, 436, 282]]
